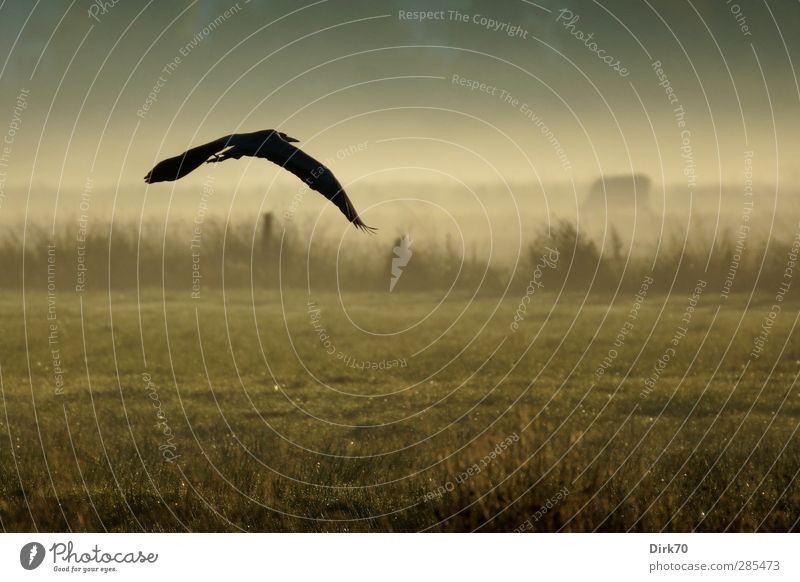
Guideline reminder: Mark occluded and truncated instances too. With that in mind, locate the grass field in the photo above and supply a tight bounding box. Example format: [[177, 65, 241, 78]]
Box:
[[0, 287, 798, 532]]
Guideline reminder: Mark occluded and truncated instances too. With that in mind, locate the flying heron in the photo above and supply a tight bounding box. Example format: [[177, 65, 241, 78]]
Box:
[[144, 129, 375, 232]]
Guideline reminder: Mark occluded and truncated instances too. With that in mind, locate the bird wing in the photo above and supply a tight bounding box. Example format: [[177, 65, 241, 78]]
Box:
[[144, 134, 233, 183], [257, 139, 375, 232]]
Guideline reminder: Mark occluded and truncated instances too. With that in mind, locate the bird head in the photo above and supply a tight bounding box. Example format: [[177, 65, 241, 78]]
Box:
[[278, 131, 299, 143]]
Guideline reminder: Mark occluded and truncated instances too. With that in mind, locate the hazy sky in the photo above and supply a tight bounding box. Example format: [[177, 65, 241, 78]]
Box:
[[1, 0, 799, 222]]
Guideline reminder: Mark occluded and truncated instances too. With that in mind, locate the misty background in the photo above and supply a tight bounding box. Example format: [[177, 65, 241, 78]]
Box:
[[1, 0, 799, 285]]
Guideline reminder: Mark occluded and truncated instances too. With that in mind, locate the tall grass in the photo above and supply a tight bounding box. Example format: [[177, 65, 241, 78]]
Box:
[[2, 215, 797, 295]]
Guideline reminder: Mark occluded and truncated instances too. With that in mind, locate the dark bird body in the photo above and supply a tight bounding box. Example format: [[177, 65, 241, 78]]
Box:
[[144, 129, 374, 232]]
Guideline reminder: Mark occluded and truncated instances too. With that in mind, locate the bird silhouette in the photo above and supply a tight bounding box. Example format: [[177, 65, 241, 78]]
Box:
[[144, 129, 375, 232]]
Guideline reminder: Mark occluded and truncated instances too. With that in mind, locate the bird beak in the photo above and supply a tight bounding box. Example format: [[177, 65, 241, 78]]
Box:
[[284, 136, 299, 143]]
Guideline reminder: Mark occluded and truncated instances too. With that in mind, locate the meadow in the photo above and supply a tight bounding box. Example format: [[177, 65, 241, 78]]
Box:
[[0, 283, 798, 532]]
